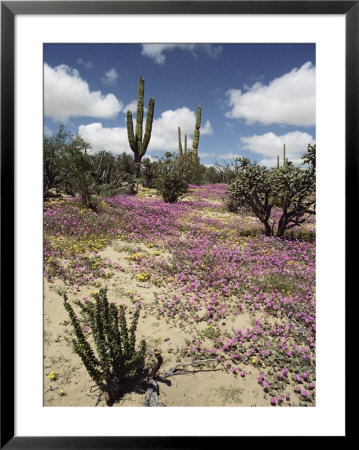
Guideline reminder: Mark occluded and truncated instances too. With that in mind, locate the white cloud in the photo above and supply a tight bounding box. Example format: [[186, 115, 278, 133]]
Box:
[[44, 63, 122, 122], [76, 58, 94, 69], [240, 131, 315, 167], [124, 100, 138, 113], [141, 44, 223, 64], [78, 123, 130, 154], [225, 62, 315, 127], [78, 107, 213, 155], [102, 68, 118, 85], [149, 107, 213, 152]]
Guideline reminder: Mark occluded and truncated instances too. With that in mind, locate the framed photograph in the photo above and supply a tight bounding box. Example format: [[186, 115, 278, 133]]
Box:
[[1, 1, 351, 447]]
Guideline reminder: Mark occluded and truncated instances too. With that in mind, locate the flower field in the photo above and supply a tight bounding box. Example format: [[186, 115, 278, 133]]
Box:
[[44, 184, 316, 407]]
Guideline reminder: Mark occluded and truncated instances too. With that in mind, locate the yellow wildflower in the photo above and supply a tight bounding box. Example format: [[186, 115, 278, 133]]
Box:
[[48, 371, 58, 380]]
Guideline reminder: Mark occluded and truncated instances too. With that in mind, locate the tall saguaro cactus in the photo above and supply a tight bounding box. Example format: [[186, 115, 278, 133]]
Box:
[[126, 77, 155, 178], [192, 105, 201, 157]]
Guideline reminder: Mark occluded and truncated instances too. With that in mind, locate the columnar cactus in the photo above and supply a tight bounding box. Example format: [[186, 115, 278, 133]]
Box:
[[126, 77, 155, 178], [178, 126, 183, 157], [184, 134, 188, 154], [283, 143, 286, 167], [192, 105, 201, 156]]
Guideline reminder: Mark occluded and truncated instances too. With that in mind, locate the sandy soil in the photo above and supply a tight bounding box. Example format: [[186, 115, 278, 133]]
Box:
[[44, 240, 279, 407]]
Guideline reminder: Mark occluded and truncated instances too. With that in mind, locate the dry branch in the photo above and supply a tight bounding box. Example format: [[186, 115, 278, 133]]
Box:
[[144, 355, 217, 407]]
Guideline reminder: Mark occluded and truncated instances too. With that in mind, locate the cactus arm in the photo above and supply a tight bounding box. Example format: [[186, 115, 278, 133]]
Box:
[[135, 77, 144, 149], [283, 143, 286, 167], [126, 111, 137, 154], [277, 155, 280, 169], [192, 105, 201, 155], [184, 134, 187, 154], [195, 105, 201, 130], [141, 97, 155, 156], [178, 126, 183, 157]]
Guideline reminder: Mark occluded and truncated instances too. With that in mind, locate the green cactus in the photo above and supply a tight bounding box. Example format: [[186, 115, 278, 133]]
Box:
[[192, 105, 201, 156], [178, 126, 183, 157], [63, 288, 146, 406], [277, 155, 280, 169], [126, 77, 155, 178], [184, 134, 188, 154], [283, 143, 286, 167]]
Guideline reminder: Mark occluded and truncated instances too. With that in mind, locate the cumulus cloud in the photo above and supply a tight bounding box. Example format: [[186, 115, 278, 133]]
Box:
[[78, 123, 130, 154], [78, 107, 213, 154], [149, 107, 213, 151], [240, 131, 315, 167], [102, 68, 118, 85], [44, 63, 123, 121], [124, 100, 138, 113], [225, 62, 315, 127], [141, 44, 223, 64]]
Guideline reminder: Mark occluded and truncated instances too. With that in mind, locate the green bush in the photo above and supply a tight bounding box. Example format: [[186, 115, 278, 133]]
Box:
[[140, 157, 159, 188], [154, 154, 190, 203], [63, 288, 146, 405]]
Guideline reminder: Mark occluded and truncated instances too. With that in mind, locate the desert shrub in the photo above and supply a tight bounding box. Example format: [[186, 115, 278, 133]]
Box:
[[154, 154, 190, 203], [186, 156, 206, 185], [140, 157, 159, 188], [63, 288, 146, 405], [227, 146, 316, 237], [203, 165, 224, 184]]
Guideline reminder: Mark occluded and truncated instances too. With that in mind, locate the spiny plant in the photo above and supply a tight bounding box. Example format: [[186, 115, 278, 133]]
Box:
[[63, 288, 146, 405], [178, 126, 188, 158], [178, 105, 201, 159], [126, 76, 155, 178], [276, 143, 288, 168], [228, 145, 316, 237], [192, 105, 201, 157]]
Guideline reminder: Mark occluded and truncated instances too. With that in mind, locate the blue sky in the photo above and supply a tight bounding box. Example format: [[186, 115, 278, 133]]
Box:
[[44, 43, 315, 167]]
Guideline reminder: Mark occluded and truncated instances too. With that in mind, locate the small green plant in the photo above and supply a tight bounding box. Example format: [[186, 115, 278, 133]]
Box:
[[63, 288, 146, 405]]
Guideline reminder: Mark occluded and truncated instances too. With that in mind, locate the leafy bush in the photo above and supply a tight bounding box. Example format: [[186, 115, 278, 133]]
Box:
[[63, 288, 146, 405]]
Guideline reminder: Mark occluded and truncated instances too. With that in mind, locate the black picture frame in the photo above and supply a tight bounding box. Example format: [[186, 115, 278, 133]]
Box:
[[1, 1, 352, 447]]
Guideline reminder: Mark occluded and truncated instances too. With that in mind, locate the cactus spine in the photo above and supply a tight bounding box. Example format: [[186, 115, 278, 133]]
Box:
[[192, 105, 201, 157], [126, 77, 155, 178]]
